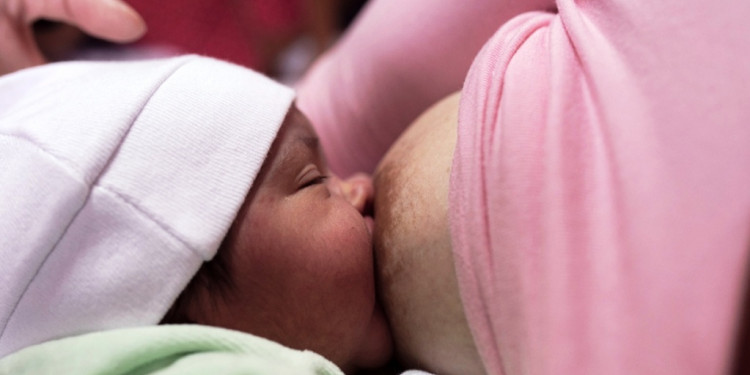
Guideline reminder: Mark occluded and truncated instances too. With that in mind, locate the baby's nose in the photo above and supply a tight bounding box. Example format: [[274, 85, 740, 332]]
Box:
[[331, 173, 374, 214]]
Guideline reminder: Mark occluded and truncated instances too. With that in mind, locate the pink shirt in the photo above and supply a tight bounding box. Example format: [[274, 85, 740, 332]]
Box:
[[299, 0, 750, 373], [297, 0, 553, 176]]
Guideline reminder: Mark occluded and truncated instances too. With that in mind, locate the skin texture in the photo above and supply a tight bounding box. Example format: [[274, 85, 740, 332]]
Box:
[[0, 0, 145, 74], [185, 107, 393, 374], [373, 92, 485, 375]]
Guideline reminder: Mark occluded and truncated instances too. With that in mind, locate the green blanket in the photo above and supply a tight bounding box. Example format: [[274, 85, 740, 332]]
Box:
[[0, 325, 343, 375]]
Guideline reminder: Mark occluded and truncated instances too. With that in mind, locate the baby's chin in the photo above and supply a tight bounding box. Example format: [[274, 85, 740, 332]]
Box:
[[350, 301, 394, 370]]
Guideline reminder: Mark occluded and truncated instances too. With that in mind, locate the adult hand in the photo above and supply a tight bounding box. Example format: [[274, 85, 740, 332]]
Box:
[[0, 0, 146, 74]]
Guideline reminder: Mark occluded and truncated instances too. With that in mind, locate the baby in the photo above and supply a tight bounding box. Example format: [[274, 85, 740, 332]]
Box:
[[0, 55, 391, 373]]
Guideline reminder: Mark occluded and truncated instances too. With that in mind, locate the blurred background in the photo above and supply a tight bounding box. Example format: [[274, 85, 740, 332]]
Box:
[[33, 0, 369, 84]]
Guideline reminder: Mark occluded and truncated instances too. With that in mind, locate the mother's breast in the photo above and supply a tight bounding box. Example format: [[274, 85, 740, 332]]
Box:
[[373, 92, 485, 375]]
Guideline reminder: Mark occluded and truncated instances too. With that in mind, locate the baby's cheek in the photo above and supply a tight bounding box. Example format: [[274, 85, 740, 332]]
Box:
[[338, 215, 373, 262], [317, 212, 375, 282]]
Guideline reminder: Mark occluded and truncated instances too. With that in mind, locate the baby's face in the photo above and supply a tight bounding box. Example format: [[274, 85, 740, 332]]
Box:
[[196, 107, 392, 372]]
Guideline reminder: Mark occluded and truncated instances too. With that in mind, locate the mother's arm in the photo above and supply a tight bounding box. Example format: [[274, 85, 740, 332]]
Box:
[[296, 0, 555, 176]]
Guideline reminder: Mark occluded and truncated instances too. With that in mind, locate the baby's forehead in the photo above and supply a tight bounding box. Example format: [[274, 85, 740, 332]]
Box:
[[277, 105, 317, 141], [249, 106, 324, 190]]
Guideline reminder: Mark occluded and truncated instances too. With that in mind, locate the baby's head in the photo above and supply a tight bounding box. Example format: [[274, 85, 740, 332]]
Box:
[[162, 106, 392, 372], [0, 55, 391, 371]]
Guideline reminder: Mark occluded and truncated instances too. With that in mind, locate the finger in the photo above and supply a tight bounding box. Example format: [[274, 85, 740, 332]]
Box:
[[0, 20, 46, 74], [28, 0, 146, 43]]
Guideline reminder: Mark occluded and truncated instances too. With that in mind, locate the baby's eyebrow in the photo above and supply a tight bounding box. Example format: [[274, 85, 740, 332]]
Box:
[[278, 134, 321, 169], [295, 134, 320, 152]]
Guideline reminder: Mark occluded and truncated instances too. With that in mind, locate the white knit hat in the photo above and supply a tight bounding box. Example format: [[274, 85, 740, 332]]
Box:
[[0, 55, 295, 357]]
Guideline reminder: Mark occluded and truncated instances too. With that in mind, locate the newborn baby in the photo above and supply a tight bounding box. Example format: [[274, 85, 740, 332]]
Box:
[[0, 55, 391, 374]]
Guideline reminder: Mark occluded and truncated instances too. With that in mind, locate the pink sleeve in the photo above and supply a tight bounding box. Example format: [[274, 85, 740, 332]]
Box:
[[296, 0, 554, 176], [451, 1, 750, 374]]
